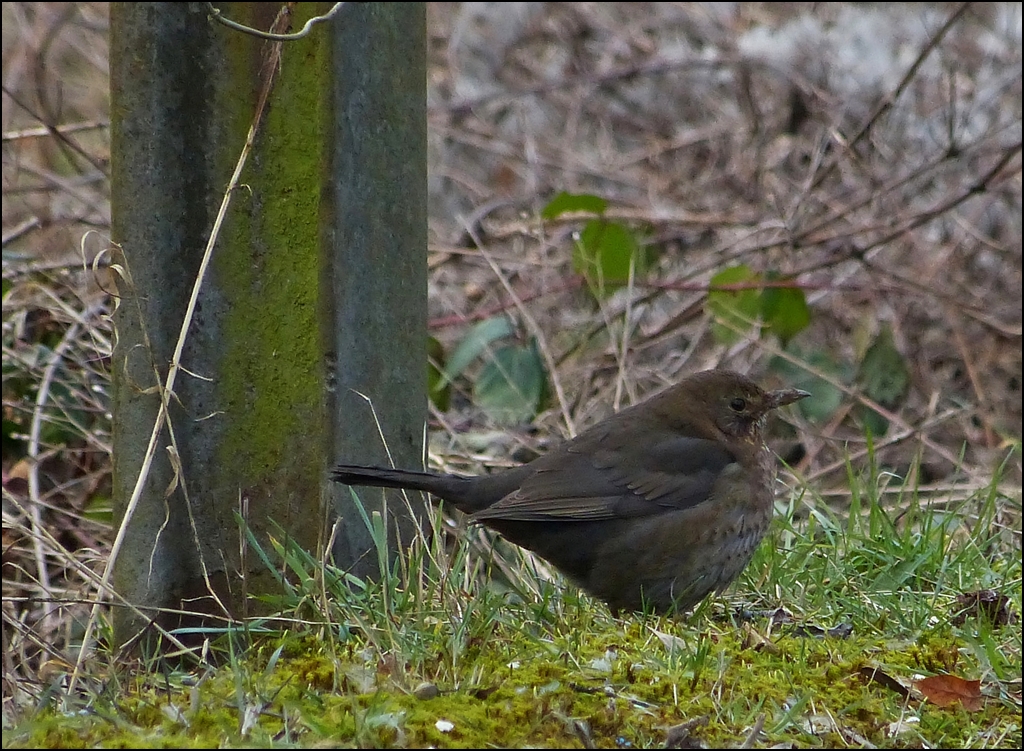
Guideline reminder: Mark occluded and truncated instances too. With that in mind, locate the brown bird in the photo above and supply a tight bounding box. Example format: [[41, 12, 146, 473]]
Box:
[[332, 370, 808, 614]]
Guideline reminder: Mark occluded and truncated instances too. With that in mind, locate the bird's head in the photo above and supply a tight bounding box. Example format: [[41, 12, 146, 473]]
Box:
[[659, 370, 809, 443]]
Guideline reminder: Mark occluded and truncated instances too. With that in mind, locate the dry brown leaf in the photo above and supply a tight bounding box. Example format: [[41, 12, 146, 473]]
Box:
[[741, 622, 781, 654], [953, 589, 1017, 626], [915, 674, 984, 712], [859, 665, 911, 697]]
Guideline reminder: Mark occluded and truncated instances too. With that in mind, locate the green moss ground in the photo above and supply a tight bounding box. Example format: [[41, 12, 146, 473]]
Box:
[[8, 616, 1020, 748]]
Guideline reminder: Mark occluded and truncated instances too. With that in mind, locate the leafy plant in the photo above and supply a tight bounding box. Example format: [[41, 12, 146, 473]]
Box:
[[707, 264, 811, 345], [854, 323, 910, 436], [707, 264, 763, 344], [771, 327, 910, 434], [474, 337, 546, 425], [542, 191, 647, 297], [440, 317, 547, 425], [760, 270, 811, 343]]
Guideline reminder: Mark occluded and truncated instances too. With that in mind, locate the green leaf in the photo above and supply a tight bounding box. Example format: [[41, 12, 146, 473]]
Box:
[[474, 340, 546, 425], [442, 316, 516, 385], [857, 324, 909, 408], [761, 275, 811, 344], [427, 336, 450, 412], [855, 323, 909, 436], [857, 407, 891, 439], [573, 219, 645, 295], [541, 191, 608, 220], [707, 265, 761, 344]]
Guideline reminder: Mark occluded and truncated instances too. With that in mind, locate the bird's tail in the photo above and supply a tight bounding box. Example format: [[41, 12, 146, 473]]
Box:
[[331, 463, 521, 514], [331, 464, 449, 494]]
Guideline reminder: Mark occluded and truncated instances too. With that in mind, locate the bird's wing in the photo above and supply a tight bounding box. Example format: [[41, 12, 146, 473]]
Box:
[[470, 429, 735, 523]]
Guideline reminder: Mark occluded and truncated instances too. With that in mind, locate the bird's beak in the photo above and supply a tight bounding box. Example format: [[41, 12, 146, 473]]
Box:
[[768, 388, 811, 409]]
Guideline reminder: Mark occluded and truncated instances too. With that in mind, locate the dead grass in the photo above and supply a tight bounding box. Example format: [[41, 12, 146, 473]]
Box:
[[2, 0, 1021, 730]]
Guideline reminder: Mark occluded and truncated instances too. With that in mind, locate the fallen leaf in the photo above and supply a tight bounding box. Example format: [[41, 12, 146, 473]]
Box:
[[916, 674, 984, 711], [859, 665, 911, 697], [791, 621, 854, 639], [664, 715, 708, 749], [468, 685, 498, 700], [828, 622, 854, 639], [770, 607, 795, 624], [651, 628, 687, 653], [741, 622, 781, 654], [953, 589, 1016, 626]]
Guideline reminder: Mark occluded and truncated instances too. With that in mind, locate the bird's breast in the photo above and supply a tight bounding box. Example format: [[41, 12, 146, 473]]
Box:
[[582, 457, 774, 612]]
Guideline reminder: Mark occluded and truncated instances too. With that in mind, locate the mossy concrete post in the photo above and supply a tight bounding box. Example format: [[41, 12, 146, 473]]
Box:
[[110, 4, 330, 645], [325, 3, 428, 578]]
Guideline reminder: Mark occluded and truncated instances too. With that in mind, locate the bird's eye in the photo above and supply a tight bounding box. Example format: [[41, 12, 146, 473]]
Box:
[[729, 397, 747, 412]]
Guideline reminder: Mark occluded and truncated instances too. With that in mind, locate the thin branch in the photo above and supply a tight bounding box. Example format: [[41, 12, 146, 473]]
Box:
[[809, 2, 974, 192], [846, 2, 973, 152]]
